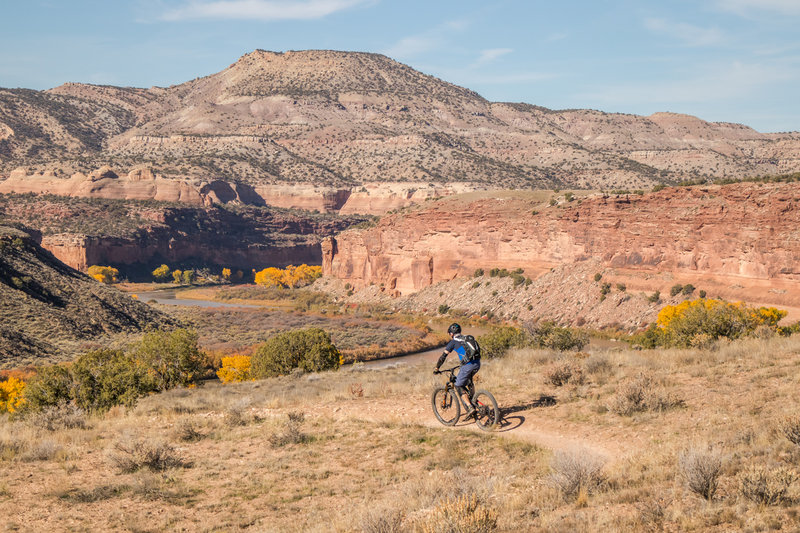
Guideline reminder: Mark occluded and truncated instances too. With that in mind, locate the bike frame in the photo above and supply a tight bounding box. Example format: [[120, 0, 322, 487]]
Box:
[[438, 366, 475, 411]]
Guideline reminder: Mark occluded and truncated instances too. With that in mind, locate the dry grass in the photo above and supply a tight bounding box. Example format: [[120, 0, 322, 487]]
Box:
[[3, 334, 800, 531]]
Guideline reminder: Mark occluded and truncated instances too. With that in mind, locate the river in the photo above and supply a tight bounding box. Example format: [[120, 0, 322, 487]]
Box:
[[137, 288, 447, 369]]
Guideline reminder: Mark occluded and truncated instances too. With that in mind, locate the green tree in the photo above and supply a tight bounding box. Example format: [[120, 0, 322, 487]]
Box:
[[21, 365, 72, 411], [132, 329, 205, 390], [181, 270, 196, 285], [70, 349, 152, 411], [251, 328, 340, 378]]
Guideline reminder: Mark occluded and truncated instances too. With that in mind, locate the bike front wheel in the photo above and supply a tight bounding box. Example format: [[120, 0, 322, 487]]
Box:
[[472, 390, 499, 431], [431, 387, 460, 426]]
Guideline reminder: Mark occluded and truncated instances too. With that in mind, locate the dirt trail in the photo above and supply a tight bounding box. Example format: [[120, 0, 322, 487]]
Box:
[[315, 394, 638, 462]]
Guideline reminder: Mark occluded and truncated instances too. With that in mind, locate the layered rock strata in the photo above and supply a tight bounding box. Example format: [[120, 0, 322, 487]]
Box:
[[323, 183, 800, 303]]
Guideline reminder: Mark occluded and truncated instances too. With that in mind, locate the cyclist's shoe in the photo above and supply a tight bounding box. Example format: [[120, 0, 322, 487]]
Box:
[[464, 406, 477, 419]]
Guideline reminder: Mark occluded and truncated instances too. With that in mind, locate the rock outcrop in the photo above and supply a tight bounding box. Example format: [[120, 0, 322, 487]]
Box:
[[0, 194, 367, 272], [0, 167, 476, 214], [322, 183, 800, 308]]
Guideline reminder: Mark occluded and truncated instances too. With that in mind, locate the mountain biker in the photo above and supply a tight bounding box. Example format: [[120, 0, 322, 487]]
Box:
[[434, 323, 480, 417]]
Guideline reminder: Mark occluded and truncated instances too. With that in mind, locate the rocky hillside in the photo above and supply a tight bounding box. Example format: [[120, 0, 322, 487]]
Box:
[[2, 50, 799, 211], [0, 194, 368, 272], [322, 181, 800, 320], [0, 225, 174, 366]]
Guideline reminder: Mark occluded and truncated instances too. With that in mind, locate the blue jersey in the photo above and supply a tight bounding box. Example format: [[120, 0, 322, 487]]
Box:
[[444, 338, 468, 363]]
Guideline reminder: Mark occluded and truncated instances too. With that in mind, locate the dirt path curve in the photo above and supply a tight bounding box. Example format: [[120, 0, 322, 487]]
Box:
[[316, 393, 641, 462]]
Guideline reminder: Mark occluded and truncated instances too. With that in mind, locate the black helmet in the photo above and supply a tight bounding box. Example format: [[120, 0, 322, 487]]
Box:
[[447, 323, 462, 335]]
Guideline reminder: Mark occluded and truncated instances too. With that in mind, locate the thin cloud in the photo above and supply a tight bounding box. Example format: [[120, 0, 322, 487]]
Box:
[[715, 0, 800, 16], [161, 0, 374, 21], [466, 71, 558, 84], [474, 48, 513, 66], [382, 18, 470, 60], [645, 18, 724, 47], [577, 60, 796, 108]]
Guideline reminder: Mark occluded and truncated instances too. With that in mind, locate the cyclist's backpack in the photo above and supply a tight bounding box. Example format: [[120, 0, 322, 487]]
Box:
[[461, 335, 481, 362]]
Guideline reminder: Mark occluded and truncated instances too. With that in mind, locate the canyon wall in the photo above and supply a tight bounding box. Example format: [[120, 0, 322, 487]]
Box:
[[41, 233, 320, 272], [0, 167, 473, 214], [323, 183, 800, 299]]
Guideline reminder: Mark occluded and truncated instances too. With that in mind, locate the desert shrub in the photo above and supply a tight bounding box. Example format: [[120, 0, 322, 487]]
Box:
[[681, 284, 695, 295], [172, 269, 183, 283], [526, 322, 588, 351], [584, 353, 612, 375], [670, 284, 683, 297], [477, 327, 526, 359], [22, 439, 62, 462], [216, 355, 252, 383], [27, 404, 88, 431], [778, 321, 800, 337], [473, 268, 484, 277], [616, 283, 626, 292], [132, 329, 205, 390], [739, 465, 797, 505], [0, 377, 26, 414], [544, 361, 585, 387], [224, 404, 249, 428], [21, 365, 72, 411], [438, 304, 450, 315], [594, 273, 602, 282], [419, 494, 497, 533], [251, 328, 340, 378], [647, 291, 661, 303], [360, 507, 404, 533], [635, 497, 670, 531], [779, 415, 800, 447], [87, 265, 118, 284], [656, 299, 787, 347], [151, 264, 170, 281], [548, 448, 606, 500], [70, 349, 152, 411], [173, 419, 205, 442], [679, 447, 724, 500], [109, 437, 187, 473], [630, 323, 665, 349], [269, 411, 308, 447], [609, 373, 683, 415], [0, 436, 25, 461]]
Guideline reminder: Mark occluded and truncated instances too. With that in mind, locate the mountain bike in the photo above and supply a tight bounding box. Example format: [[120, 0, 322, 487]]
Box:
[[432, 366, 499, 431]]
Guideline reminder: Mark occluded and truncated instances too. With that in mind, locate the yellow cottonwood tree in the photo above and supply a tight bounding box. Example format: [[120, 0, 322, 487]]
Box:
[[88, 265, 119, 284]]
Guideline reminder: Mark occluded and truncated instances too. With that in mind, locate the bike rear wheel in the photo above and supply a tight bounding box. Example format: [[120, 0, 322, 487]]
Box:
[[431, 387, 460, 426], [472, 390, 499, 431]]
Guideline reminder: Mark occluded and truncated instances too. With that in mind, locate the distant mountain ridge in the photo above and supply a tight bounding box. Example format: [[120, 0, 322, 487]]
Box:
[[1, 49, 799, 193]]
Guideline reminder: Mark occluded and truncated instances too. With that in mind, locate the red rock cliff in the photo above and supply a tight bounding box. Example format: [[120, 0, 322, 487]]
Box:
[[323, 183, 800, 296]]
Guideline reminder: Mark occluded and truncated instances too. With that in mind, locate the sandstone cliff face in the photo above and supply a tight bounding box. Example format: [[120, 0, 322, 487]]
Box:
[[0, 194, 364, 272], [0, 167, 475, 214], [323, 183, 800, 301]]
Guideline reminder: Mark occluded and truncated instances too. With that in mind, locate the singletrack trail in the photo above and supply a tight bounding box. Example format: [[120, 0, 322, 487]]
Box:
[[314, 393, 638, 461]]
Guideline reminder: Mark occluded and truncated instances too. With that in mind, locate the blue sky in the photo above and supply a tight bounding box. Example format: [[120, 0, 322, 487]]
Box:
[[1, 0, 798, 132]]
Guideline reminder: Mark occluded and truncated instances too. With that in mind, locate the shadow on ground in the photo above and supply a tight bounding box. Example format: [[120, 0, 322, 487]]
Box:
[[496, 395, 557, 432]]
